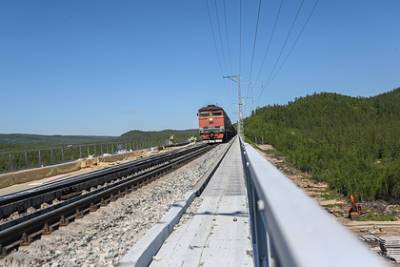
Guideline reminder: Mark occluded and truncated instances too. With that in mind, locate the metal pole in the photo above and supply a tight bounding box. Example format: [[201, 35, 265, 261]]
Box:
[[24, 151, 28, 167], [8, 153, 13, 171], [238, 75, 242, 139], [223, 74, 243, 139], [50, 149, 54, 163], [38, 150, 42, 167]]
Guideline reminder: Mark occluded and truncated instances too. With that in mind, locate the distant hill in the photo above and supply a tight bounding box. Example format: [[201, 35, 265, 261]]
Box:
[[245, 87, 400, 201], [0, 134, 116, 145], [0, 134, 117, 152], [120, 129, 198, 145], [0, 129, 199, 152], [0, 129, 199, 173]]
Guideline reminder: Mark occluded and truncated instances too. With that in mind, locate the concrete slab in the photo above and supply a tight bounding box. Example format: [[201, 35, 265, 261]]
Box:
[[119, 143, 232, 267], [151, 138, 252, 267]]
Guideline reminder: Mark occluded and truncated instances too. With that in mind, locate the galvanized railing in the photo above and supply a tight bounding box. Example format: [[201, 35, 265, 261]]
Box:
[[240, 139, 387, 267], [0, 140, 171, 174]]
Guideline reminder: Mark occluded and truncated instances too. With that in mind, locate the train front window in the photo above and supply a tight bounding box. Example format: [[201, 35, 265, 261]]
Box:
[[212, 111, 222, 116], [200, 112, 209, 117]]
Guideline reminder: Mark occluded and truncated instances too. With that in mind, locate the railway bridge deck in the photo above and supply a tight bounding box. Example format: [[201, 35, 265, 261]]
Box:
[[0, 136, 389, 266], [121, 136, 387, 267], [151, 137, 252, 266]]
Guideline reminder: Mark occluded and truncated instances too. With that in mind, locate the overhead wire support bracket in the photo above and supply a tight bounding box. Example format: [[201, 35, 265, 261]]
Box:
[[223, 74, 243, 139]]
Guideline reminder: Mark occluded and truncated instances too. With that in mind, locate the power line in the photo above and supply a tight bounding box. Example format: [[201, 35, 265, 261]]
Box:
[[213, 0, 228, 71], [246, 0, 263, 99], [259, 0, 320, 98], [271, 0, 320, 83], [253, 0, 284, 89], [258, 0, 306, 98], [239, 0, 242, 76], [222, 0, 233, 72], [206, 0, 224, 76], [236, 0, 243, 122]]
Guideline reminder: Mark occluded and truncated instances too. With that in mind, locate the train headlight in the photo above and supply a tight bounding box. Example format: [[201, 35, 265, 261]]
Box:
[[209, 118, 213, 122]]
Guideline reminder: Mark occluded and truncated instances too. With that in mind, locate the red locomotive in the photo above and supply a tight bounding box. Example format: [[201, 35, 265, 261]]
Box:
[[197, 105, 236, 142]]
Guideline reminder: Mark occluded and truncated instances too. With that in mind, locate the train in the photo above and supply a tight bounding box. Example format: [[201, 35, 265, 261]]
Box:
[[197, 105, 236, 143]]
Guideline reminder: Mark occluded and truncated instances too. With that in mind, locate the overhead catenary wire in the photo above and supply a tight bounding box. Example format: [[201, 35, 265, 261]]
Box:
[[233, 0, 243, 124], [246, 0, 263, 100], [253, 0, 284, 90], [222, 0, 233, 73], [257, 0, 306, 98], [270, 0, 320, 85], [258, 0, 320, 99], [206, 0, 237, 122], [205, 0, 318, 121], [206, 0, 225, 76], [239, 0, 242, 76], [213, 0, 229, 72]]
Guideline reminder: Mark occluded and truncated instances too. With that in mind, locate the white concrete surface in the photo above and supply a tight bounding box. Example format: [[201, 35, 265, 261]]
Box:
[[119, 143, 231, 267], [151, 138, 252, 267]]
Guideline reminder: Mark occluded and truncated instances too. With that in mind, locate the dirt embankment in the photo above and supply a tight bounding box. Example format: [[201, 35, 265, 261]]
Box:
[[256, 145, 342, 209]]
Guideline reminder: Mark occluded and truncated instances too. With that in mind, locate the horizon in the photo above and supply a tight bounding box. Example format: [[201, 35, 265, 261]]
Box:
[[1, 1, 399, 135], [2, 86, 399, 136], [0, 128, 199, 137]]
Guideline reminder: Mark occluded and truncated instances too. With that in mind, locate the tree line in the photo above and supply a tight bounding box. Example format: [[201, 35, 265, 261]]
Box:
[[244, 88, 400, 201]]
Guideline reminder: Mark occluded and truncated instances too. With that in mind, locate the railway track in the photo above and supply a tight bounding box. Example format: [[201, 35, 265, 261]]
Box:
[[0, 143, 214, 257]]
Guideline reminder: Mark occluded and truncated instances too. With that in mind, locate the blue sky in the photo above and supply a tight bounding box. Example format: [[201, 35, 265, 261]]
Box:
[[1, 0, 399, 136]]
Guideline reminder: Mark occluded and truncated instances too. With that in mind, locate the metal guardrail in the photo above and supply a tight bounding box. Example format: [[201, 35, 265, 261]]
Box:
[[0, 142, 144, 174], [240, 139, 386, 267], [0, 139, 191, 174]]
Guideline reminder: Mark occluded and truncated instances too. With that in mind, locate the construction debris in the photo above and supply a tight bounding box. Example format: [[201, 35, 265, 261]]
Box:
[[360, 234, 379, 247], [379, 236, 400, 262]]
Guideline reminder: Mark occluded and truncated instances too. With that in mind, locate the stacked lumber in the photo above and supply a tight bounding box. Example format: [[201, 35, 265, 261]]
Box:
[[379, 236, 400, 262]]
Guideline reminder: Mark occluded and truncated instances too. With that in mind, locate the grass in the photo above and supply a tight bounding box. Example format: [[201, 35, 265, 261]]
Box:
[[320, 190, 342, 200], [358, 212, 397, 221], [321, 203, 343, 208], [263, 148, 286, 158]]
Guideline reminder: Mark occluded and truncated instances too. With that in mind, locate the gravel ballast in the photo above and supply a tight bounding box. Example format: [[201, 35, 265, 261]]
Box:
[[1, 143, 228, 267]]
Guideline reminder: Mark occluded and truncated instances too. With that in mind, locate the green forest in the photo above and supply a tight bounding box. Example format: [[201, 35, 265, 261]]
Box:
[[244, 88, 400, 202]]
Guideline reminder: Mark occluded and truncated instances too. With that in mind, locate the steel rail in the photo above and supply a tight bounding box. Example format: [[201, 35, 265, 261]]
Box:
[[0, 144, 213, 257], [0, 144, 208, 220], [0, 144, 203, 202]]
